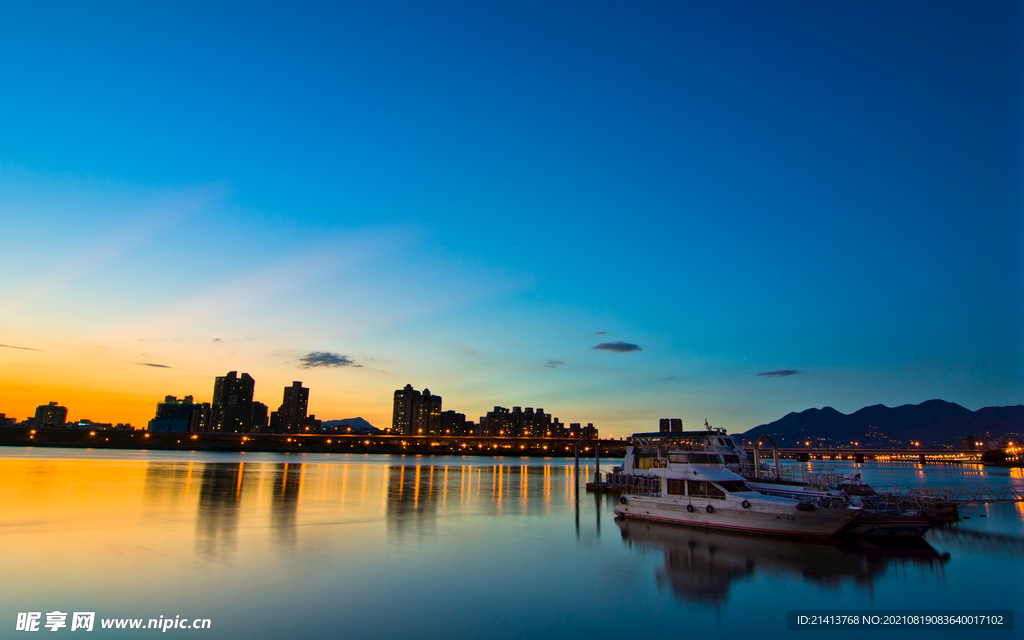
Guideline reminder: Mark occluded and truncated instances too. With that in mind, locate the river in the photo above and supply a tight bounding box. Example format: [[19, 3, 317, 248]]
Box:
[[1, 448, 1021, 639]]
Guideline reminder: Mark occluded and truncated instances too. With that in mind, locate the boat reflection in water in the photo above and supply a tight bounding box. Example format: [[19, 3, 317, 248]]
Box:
[[616, 518, 950, 605]]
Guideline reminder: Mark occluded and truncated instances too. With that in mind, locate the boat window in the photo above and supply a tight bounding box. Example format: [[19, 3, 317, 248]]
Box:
[[667, 479, 685, 495], [706, 483, 726, 499], [716, 480, 752, 493], [686, 453, 721, 464], [634, 454, 655, 470], [723, 455, 739, 464], [686, 480, 707, 497]]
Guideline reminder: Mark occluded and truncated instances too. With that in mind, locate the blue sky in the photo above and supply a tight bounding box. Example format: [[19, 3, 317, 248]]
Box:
[[1, 1, 1020, 435]]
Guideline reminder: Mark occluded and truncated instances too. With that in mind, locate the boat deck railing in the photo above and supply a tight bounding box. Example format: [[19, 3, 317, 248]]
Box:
[[603, 472, 661, 494], [730, 462, 840, 488]]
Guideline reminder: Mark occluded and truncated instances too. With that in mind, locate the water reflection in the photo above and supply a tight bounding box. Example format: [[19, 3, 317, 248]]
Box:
[[387, 464, 441, 536], [928, 525, 1024, 557], [269, 463, 303, 549], [195, 463, 245, 558], [142, 461, 194, 509], [384, 463, 576, 537], [616, 519, 950, 605]]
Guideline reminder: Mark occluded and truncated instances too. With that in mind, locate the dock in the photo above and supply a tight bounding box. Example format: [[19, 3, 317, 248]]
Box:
[[881, 485, 1024, 503]]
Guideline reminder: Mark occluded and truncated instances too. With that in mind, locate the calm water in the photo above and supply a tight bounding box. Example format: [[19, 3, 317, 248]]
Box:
[[1, 448, 1022, 639]]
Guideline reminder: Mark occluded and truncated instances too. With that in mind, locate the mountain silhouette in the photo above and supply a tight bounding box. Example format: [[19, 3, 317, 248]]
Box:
[[320, 417, 380, 434], [740, 400, 1022, 446]]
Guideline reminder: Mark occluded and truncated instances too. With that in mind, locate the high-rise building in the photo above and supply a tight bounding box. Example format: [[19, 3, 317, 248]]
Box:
[[210, 371, 256, 432], [34, 402, 67, 427], [251, 402, 269, 431], [569, 423, 599, 439], [480, 406, 512, 437], [418, 389, 442, 435], [478, 404, 593, 438], [190, 403, 211, 432], [149, 395, 194, 432], [440, 410, 468, 436], [392, 385, 443, 435], [148, 395, 212, 433], [393, 384, 420, 436], [659, 418, 683, 433], [276, 381, 309, 433]]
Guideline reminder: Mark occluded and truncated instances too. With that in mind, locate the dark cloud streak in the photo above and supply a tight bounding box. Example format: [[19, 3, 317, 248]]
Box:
[[136, 362, 172, 368], [545, 360, 564, 368], [592, 341, 642, 353], [299, 352, 361, 368], [758, 369, 800, 377], [0, 343, 40, 351]]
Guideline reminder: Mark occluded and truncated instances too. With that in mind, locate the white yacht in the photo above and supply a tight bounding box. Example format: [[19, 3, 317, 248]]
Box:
[[612, 431, 860, 538]]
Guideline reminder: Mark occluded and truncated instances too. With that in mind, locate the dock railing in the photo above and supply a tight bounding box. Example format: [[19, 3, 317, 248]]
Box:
[[877, 485, 1024, 503]]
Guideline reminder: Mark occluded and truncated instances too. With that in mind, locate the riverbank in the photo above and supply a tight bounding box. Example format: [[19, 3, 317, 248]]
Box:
[[0, 426, 627, 457]]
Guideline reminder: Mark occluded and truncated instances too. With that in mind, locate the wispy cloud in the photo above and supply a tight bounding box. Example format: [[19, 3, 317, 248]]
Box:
[[136, 362, 172, 368], [298, 351, 361, 368], [212, 338, 222, 343], [592, 341, 642, 353], [592, 331, 607, 335], [0, 343, 40, 351], [545, 360, 564, 368], [757, 369, 800, 377]]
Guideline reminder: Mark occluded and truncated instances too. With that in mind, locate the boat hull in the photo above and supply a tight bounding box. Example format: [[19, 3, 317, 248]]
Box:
[[614, 495, 856, 538], [840, 514, 934, 537]]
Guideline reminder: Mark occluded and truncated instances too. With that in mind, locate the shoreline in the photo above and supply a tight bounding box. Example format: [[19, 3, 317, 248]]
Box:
[[0, 426, 627, 458]]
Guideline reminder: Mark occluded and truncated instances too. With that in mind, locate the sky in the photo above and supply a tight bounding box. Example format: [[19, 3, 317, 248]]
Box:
[[1, 1, 1021, 437]]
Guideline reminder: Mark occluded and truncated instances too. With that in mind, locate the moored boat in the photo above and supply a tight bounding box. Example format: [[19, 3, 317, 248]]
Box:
[[613, 432, 859, 538], [607, 425, 945, 537]]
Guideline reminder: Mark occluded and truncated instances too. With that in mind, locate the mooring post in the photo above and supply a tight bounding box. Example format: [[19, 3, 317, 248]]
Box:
[[594, 441, 601, 484], [574, 440, 580, 485]]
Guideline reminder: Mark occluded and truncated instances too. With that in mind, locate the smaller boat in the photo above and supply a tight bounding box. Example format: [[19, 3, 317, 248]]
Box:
[[613, 432, 859, 538], [747, 476, 936, 537]]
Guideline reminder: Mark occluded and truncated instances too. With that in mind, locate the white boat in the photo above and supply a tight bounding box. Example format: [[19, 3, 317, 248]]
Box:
[[609, 425, 939, 537], [613, 432, 860, 538]]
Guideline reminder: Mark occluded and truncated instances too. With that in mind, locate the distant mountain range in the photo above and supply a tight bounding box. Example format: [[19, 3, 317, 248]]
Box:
[[320, 417, 381, 434], [740, 400, 1023, 447]]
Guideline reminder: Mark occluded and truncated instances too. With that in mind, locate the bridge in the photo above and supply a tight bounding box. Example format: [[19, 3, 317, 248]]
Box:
[[746, 445, 983, 464], [0, 426, 630, 457]]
